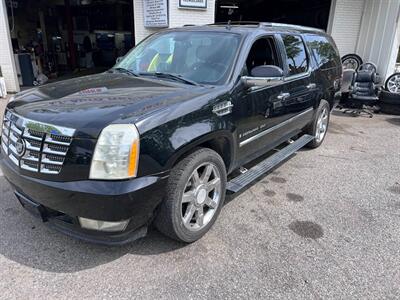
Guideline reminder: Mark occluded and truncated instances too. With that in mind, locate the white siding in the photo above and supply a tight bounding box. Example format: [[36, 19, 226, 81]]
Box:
[[387, 19, 400, 77], [356, 0, 400, 79], [0, 0, 19, 93], [168, 0, 215, 28], [133, 0, 215, 43], [133, 0, 161, 44], [329, 0, 365, 56]]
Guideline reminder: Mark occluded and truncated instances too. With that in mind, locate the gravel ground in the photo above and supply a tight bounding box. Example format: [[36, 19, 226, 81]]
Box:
[[0, 99, 399, 299]]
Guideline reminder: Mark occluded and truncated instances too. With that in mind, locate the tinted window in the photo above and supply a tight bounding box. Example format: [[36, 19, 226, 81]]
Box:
[[304, 34, 339, 69], [281, 34, 308, 76]]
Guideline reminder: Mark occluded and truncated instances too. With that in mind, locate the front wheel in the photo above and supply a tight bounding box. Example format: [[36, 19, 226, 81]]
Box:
[[154, 148, 227, 243], [305, 99, 330, 148]]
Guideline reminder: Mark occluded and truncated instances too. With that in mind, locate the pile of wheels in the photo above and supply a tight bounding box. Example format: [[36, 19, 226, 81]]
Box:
[[342, 53, 400, 115]]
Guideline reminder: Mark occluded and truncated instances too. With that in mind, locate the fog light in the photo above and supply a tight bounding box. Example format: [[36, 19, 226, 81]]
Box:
[[78, 217, 129, 232]]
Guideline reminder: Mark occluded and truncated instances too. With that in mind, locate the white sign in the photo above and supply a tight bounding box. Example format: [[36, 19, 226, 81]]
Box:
[[179, 0, 207, 9], [143, 0, 169, 28]]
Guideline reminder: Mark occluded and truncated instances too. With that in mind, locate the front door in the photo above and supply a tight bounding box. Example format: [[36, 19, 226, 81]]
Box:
[[233, 35, 292, 165], [233, 34, 316, 167]]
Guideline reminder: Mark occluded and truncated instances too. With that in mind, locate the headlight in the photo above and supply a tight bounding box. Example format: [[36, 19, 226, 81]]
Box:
[[89, 124, 140, 180], [8, 96, 15, 103]]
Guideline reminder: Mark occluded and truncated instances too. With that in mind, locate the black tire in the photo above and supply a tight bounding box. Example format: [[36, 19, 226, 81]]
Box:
[[341, 54, 363, 71], [380, 90, 400, 105], [305, 99, 330, 148], [384, 73, 400, 94], [379, 102, 400, 115], [154, 148, 227, 243]]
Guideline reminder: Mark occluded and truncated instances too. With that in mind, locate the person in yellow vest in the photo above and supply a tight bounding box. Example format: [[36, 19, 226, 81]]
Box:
[[147, 52, 173, 72]]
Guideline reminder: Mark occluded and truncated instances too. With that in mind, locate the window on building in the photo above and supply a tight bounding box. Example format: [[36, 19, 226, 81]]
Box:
[[304, 34, 339, 70], [281, 34, 308, 76]]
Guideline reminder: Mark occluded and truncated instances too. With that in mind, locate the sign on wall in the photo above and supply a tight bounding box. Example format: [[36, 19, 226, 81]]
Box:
[[179, 0, 207, 9], [143, 0, 169, 28]]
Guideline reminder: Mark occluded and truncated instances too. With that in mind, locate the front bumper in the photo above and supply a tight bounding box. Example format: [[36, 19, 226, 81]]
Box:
[[0, 155, 168, 245]]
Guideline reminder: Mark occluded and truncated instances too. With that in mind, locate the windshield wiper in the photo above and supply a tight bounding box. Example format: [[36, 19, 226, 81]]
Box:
[[111, 67, 139, 77], [139, 72, 199, 86]]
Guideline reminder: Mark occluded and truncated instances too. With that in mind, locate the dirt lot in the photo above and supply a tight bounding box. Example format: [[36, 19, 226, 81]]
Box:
[[0, 97, 399, 299]]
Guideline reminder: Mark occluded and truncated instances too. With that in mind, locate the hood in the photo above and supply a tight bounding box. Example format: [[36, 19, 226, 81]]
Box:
[[9, 72, 211, 138]]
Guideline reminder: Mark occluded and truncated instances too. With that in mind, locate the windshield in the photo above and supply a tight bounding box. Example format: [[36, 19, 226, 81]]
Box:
[[115, 31, 241, 85]]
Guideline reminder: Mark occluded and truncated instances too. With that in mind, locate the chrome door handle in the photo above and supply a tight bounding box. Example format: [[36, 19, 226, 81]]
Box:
[[307, 83, 317, 89], [277, 92, 290, 100]]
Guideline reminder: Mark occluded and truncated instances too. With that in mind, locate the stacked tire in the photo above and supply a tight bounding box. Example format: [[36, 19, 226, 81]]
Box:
[[380, 73, 400, 115]]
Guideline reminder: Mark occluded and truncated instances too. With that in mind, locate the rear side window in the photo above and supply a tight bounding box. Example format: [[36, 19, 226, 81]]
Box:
[[304, 34, 340, 70], [281, 34, 308, 76]]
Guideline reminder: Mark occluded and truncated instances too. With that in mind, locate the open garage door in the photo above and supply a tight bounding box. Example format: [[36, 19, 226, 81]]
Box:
[[6, 0, 134, 88], [215, 0, 332, 30]]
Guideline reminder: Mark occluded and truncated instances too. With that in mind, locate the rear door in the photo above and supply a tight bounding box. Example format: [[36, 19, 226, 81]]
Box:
[[277, 34, 316, 132]]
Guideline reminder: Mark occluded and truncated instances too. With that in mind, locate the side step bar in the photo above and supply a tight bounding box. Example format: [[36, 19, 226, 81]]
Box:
[[226, 134, 314, 193]]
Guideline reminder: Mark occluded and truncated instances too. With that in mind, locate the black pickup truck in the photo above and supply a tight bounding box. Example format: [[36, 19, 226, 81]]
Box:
[[0, 23, 341, 244]]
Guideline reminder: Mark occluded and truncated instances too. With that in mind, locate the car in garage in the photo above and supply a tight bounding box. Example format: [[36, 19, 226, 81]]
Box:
[[0, 22, 341, 244]]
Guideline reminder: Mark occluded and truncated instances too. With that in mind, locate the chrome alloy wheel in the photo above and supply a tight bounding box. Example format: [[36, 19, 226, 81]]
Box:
[[387, 74, 400, 93], [315, 107, 328, 143], [181, 163, 222, 231]]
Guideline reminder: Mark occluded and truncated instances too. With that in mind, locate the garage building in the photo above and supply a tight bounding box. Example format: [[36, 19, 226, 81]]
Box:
[[0, 0, 399, 93]]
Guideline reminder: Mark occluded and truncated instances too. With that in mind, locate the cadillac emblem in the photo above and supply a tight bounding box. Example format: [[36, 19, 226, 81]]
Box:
[[15, 138, 26, 156]]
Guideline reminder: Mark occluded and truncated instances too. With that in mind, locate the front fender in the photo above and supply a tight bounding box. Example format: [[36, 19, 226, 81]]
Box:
[[138, 114, 236, 177]]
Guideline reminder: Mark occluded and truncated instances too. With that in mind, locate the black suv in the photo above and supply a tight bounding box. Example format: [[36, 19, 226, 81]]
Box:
[[0, 23, 341, 244]]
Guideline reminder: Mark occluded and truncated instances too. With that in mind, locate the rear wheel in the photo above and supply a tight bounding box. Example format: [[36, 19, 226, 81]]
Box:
[[305, 99, 330, 148], [155, 148, 226, 243]]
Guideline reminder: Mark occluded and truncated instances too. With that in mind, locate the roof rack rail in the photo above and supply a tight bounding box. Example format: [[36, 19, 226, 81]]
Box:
[[208, 21, 325, 32], [208, 21, 261, 26], [260, 22, 325, 32]]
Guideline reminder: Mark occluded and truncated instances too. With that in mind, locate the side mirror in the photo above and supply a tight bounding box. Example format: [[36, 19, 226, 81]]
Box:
[[242, 65, 284, 88], [116, 56, 124, 64]]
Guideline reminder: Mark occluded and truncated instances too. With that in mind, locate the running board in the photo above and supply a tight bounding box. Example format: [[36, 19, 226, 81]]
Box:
[[226, 134, 314, 193]]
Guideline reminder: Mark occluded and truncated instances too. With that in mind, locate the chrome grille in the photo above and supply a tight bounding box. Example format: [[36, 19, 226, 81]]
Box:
[[1, 110, 75, 174]]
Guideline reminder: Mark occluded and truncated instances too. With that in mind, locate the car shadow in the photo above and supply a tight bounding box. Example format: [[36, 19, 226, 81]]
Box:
[[0, 178, 186, 273], [331, 108, 364, 118], [386, 117, 400, 126]]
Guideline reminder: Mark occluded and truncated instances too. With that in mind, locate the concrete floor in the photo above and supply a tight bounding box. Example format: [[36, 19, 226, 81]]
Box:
[[0, 101, 399, 299]]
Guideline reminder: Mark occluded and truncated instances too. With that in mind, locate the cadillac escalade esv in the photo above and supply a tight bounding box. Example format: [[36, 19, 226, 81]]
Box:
[[0, 23, 341, 244]]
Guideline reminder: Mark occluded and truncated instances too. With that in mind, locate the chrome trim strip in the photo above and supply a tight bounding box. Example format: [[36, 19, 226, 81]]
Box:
[[41, 157, 64, 166], [239, 107, 314, 147], [43, 145, 68, 156], [25, 140, 41, 151], [10, 123, 22, 135], [2, 142, 8, 153], [23, 131, 44, 141], [22, 156, 39, 163], [21, 162, 39, 172], [5, 110, 76, 137], [44, 135, 71, 146], [40, 167, 59, 174], [284, 70, 311, 83]]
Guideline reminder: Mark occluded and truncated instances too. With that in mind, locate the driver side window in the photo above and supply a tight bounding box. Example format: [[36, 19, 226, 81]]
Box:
[[245, 37, 281, 76]]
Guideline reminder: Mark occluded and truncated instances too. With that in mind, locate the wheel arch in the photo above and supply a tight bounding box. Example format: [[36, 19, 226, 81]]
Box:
[[166, 130, 235, 173]]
